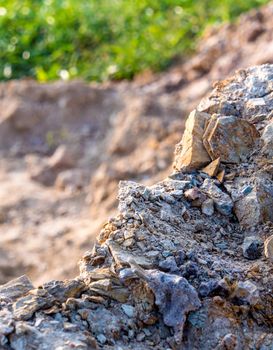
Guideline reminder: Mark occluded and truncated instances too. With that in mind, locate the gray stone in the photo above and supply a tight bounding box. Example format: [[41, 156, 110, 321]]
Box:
[[232, 280, 260, 306], [198, 280, 219, 298], [234, 179, 273, 227], [201, 198, 214, 216], [0, 309, 14, 335], [0, 275, 34, 302], [136, 332, 146, 342], [129, 260, 201, 343], [97, 334, 107, 344], [159, 256, 179, 272], [80, 306, 124, 339], [219, 334, 238, 350], [242, 236, 263, 260], [121, 304, 135, 318], [13, 289, 55, 320], [201, 179, 233, 215], [9, 318, 98, 350]]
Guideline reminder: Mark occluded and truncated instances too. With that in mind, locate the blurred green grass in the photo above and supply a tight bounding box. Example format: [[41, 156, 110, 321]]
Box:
[[0, 0, 269, 82]]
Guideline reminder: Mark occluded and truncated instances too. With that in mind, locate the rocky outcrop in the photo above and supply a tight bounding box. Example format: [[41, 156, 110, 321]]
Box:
[[2, 2, 273, 286], [0, 65, 272, 349]]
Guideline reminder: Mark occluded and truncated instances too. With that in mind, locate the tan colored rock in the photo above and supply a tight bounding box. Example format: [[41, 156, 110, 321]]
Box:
[[201, 157, 220, 177], [90, 279, 112, 292], [202, 114, 219, 160], [264, 235, 273, 262], [90, 286, 129, 303], [203, 116, 259, 163], [201, 178, 233, 215], [174, 109, 211, 171], [86, 267, 116, 281], [29, 145, 82, 186], [217, 169, 225, 183]]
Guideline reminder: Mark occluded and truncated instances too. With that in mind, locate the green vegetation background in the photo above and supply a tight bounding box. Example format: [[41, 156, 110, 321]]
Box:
[[0, 0, 269, 82]]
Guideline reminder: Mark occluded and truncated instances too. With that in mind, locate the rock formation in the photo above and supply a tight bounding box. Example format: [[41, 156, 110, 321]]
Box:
[[0, 64, 272, 349], [1, 2, 273, 285]]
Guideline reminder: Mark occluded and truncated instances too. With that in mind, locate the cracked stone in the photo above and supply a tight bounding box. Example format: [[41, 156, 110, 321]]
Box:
[[203, 115, 259, 163]]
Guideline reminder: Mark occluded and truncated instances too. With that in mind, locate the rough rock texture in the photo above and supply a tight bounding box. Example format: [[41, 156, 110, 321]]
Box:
[[234, 179, 273, 227], [89, 0, 273, 227], [174, 110, 210, 171], [201, 157, 220, 177], [0, 65, 272, 349], [264, 235, 273, 262], [203, 115, 259, 163], [2, 3, 273, 285]]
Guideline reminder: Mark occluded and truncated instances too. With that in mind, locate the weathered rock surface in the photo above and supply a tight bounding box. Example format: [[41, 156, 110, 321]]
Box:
[[234, 179, 273, 227], [174, 109, 211, 171], [264, 235, 273, 262], [129, 260, 201, 343], [0, 275, 33, 302], [0, 64, 272, 350], [203, 115, 259, 163], [201, 157, 220, 177], [242, 236, 263, 260], [261, 120, 273, 157], [201, 179, 233, 216]]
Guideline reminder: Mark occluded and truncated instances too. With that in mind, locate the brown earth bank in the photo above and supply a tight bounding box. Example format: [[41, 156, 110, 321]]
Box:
[[0, 2, 273, 285]]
